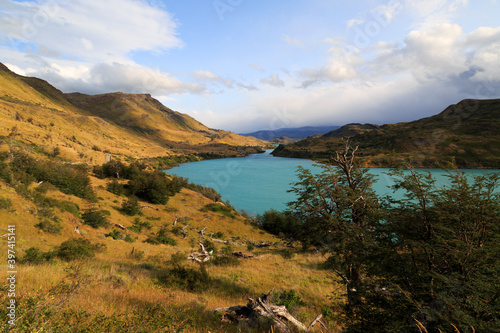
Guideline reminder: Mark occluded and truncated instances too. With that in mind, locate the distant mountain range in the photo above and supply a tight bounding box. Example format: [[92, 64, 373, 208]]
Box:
[[0, 62, 265, 163], [272, 99, 500, 168], [241, 126, 341, 141]]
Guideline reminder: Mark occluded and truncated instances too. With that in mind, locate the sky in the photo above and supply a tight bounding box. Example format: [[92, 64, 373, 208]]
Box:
[[1, 0, 500, 133]]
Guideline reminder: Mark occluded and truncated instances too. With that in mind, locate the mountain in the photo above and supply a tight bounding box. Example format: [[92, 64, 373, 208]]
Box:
[[272, 99, 500, 168], [0, 63, 265, 163], [322, 123, 379, 137], [241, 125, 341, 141]]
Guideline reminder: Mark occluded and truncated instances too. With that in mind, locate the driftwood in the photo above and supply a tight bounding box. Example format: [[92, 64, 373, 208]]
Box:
[[248, 240, 271, 248], [232, 251, 254, 259], [210, 236, 231, 245], [115, 223, 127, 230], [188, 242, 213, 263], [141, 205, 155, 210], [199, 226, 207, 238], [214, 291, 328, 332], [173, 214, 178, 226], [181, 224, 189, 239]]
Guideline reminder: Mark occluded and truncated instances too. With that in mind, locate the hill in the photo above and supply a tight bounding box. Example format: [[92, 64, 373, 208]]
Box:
[[0, 62, 337, 332], [242, 125, 341, 141], [272, 99, 500, 168], [0, 63, 265, 165]]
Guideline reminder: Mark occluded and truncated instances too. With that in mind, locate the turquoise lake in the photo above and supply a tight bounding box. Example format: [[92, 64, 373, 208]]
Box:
[[165, 150, 499, 216]]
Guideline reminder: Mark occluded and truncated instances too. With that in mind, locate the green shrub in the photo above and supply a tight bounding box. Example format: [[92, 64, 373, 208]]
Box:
[[272, 290, 304, 310], [20, 247, 54, 264], [201, 203, 235, 218], [280, 249, 295, 259], [81, 208, 109, 229], [10, 150, 95, 199], [106, 179, 126, 195], [35, 219, 62, 234], [120, 196, 141, 216], [211, 255, 240, 267], [157, 256, 211, 292], [124, 234, 136, 243], [128, 171, 181, 205], [56, 200, 80, 217], [0, 197, 12, 210], [128, 218, 152, 233], [56, 238, 105, 261], [144, 227, 177, 246], [105, 229, 123, 240]]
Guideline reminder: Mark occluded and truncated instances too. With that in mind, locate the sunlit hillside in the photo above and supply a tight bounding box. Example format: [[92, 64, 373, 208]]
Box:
[[0, 63, 265, 165]]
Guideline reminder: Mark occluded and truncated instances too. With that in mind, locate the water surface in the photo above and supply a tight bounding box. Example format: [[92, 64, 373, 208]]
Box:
[[166, 150, 498, 215]]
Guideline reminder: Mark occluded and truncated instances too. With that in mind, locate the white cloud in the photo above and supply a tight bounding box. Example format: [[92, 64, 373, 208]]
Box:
[[0, 0, 182, 62], [347, 18, 364, 28], [281, 34, 303, 47], [192, 70, 233, 88], [405, 0, 469, 28], [300, 39, 363, 87], [261, 73, 285, 87]]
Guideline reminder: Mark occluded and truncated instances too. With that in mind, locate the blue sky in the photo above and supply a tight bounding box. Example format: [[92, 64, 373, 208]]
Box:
[[1, 0, 500, 132]]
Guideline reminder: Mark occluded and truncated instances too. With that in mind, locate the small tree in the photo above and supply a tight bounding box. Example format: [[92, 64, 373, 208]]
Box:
[[288, 139, 380, 310], [121, 196, 141, 216], [82, 208, 109, 228]]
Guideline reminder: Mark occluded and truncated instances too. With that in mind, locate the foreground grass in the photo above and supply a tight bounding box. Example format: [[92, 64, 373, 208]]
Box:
[[1, 250, 339, 332], [0, 176, 341, 332]]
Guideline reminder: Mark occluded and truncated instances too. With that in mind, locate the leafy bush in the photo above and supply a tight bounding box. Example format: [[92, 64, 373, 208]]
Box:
[[20, 247, 54, 264], [128, 171, 182, 205], [0, 197, 12, 210], [35, 219, 62, 234], [157, 253, 211, 292], [120, 196, 141, 216], [105, 229, 123, 240], [144, 227, 177, 246], [124, 234, 136, 243], [256, 209, 301, 239], [81, 208, 109, 229], [280, 249, 295, 259], [186, 183, 221, 202], [56, 238, 105, 261], [201, 203, 235, 218], [128, 218, 152, 233], [106, 179, 125, 196], [211, 255, 240, 267], [56, 200, 80, 217], [272, 290, 304, 310], [10, 150, 95, 199]]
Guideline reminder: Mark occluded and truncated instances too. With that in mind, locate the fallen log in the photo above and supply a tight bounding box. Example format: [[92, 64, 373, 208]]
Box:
[[214, 291, 328, 332], [232, 251, 254, 259], [210, 236, 231, 245], [248, 240, 271, 247], [188, 242, 213, 263]]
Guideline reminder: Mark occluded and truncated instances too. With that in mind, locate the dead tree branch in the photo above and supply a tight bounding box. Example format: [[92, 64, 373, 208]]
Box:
[[214, 291, 328, 332]]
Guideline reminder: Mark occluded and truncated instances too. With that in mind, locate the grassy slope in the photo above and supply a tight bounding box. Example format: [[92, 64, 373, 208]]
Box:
[[0, 174, 339, 332], [0, 64, 338, 332], [0, 63, 265, 165], [273, 99, 500, 168]]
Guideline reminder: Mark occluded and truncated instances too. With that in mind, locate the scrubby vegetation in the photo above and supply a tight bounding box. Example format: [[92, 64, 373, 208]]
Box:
[[259, 142, 500, 332]]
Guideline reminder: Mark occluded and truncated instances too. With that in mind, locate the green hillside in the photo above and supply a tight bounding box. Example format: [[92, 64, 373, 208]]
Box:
[[272, 99, 500, 168]]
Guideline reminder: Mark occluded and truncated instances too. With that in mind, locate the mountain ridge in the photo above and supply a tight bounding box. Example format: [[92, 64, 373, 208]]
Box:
[[272, 99, 500, 168], [0, 62, 265, 163], [241, 125, 341, 141]]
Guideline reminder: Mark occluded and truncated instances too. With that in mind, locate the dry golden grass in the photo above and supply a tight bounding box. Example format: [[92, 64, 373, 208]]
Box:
[[0, 64, 339, 332], [0, 174, 342, 332]]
